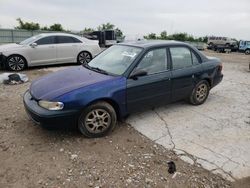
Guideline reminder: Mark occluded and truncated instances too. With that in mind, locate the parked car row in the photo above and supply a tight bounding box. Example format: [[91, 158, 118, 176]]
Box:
[[0, 33, 101, 71], [207, 36, 250, 55]]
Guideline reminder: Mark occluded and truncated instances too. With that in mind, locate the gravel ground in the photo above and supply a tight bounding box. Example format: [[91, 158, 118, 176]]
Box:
[[0, 51, 248, 188]]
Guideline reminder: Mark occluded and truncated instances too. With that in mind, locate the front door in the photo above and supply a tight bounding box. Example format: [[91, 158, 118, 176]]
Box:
[[28, 36, 57, 65], [126, 48, 172, 113]]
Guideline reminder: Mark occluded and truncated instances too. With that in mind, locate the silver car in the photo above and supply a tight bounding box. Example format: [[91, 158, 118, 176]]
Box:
[[0, 33, 101, 71]]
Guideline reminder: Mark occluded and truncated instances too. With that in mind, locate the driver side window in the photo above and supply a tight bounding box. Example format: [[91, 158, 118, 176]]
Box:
[[135, 48, 168, 75], [36, 36, 55, 45]]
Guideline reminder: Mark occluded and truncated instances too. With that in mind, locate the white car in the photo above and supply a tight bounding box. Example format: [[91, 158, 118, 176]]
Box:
[[0, 33, 101, 71]]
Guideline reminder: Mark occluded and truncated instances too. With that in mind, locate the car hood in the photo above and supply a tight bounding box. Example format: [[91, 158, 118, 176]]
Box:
[[30, 66, 117, 100], [0, 43, 25, 52]]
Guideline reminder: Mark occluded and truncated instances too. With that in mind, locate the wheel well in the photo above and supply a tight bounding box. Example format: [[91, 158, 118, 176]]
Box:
[[203, 78, 212, 88], [7, 54, 28, 67], [87, 99, 121, 120]]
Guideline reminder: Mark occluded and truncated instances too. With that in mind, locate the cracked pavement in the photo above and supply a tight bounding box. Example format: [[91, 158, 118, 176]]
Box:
[[127, 51, 250, 181]]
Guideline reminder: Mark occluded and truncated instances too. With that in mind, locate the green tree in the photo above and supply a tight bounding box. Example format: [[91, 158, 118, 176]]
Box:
[[82, 27, 95, 33], [15, 18, 40, 30], [115, 28, 123, 37], [49, 23, 64, 31], [144, 33, 157, 39], [160, 31, 168, 40], [97, 22, 115, 31]]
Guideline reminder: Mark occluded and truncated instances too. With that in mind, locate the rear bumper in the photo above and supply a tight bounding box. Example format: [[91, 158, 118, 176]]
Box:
[[212, 74, 223, 88], [23, 90, 79, 128]]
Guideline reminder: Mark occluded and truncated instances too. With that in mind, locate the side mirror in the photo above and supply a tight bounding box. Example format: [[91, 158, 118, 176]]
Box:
[[30, 43, 37, 48], [129, 69, 147, 80]]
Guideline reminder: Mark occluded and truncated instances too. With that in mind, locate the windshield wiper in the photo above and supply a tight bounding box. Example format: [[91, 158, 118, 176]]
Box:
[[91, 67, 109, 75], [82, 63, 109, 75]]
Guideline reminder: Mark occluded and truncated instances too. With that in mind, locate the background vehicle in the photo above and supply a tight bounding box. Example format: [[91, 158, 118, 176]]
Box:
[[83, 30, 118, 47], [24, 41, 223, 138], [207, 36, 238, 48], [239, 40, 250, 55], [0, 33, 101, 71]]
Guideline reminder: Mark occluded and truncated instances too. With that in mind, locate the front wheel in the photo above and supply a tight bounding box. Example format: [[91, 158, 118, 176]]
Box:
[[78, 102, 117, 138], [77, 51, 92, 64], [245, 49, 250, 55], [6, 55, 26, 71], [189, 80, 210, 105]]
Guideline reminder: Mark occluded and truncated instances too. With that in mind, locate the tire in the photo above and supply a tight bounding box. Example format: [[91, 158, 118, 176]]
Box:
[[189, 80, 210, 105], [77, 51, 92, 65], [6, 55, 26, 71], [78, 101, 117, 138], [245, 49, 250, 55]]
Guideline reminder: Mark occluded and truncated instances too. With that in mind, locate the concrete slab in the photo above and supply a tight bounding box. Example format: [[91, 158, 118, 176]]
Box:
[[127, 53, 250, 181]]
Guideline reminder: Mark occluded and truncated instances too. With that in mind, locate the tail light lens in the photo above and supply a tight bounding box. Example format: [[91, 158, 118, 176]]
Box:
[[218, 63, 223, 72]]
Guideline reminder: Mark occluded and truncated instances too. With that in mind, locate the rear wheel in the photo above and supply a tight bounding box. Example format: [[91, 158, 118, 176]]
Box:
[[189, 80, 210, 105], [77, 51, 92, 64], [6, 55, 26, 71], [78, 102, 117, 138]]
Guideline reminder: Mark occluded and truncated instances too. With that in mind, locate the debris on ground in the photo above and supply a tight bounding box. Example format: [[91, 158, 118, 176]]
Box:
[[167, 161, 176, 174], [0, 73, 28, 85]]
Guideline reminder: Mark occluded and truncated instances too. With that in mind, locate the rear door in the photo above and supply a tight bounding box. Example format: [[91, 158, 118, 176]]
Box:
[[28, 36, 57, 65], [169, 46, 203, 101], [126, 47, 172, 113], [56, 36, 82, 63]]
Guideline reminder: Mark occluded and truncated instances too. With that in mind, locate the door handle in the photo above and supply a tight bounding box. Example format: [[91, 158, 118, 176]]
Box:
[[49, 46, 55, 48]]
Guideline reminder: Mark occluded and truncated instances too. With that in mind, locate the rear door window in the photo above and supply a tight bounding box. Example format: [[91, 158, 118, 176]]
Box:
[[170, 47, 192, 70], [57, 36, 76, 44]]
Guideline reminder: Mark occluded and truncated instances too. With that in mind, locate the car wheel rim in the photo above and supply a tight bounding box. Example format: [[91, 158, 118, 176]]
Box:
[[246, 50, 250, 54], [79, 52, 91, 64], [195, 83, 208, 102], [83, 109, 111, 134], [8, 56, 25, 71]]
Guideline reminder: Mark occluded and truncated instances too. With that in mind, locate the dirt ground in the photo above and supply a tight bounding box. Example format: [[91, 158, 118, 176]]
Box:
[[0, 51, 249, 188]]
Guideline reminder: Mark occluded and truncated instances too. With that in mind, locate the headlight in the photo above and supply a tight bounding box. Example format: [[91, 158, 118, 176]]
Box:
[[38, 100, 64, 110]]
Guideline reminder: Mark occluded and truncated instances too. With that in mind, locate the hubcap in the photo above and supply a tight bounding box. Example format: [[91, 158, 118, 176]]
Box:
[[83, 109, 111, 134], [79, 52, 91, 64], [196, 84, 208, 102], [246, 50, 250, 55], [8, 56, 25, 71]]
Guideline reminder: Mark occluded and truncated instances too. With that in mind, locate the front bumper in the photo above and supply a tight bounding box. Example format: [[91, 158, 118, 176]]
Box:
[[23, 90, 79, 128]]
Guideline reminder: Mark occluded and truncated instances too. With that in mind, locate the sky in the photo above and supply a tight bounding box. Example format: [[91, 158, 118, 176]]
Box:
[[0, 0, 250, 40]]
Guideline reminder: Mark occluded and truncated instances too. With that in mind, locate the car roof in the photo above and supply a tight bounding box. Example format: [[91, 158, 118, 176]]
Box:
[[38, 33, 79, 37], [117, 40, 209, 61], [117, 40, 189, 49]]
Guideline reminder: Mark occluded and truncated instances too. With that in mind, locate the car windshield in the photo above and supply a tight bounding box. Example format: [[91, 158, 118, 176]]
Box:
[[88, 45, 142, 75], [19, 35, 43, 45]]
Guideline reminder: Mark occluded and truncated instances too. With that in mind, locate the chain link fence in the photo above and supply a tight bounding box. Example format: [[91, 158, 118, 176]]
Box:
[[0, 29, 79, 44]]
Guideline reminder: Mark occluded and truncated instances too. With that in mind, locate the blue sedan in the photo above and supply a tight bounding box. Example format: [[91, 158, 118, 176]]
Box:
[[23, 41, 223, 137]]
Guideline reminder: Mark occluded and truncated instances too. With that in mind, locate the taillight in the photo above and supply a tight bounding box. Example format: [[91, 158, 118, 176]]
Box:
[[218, 63, 223, 72]]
